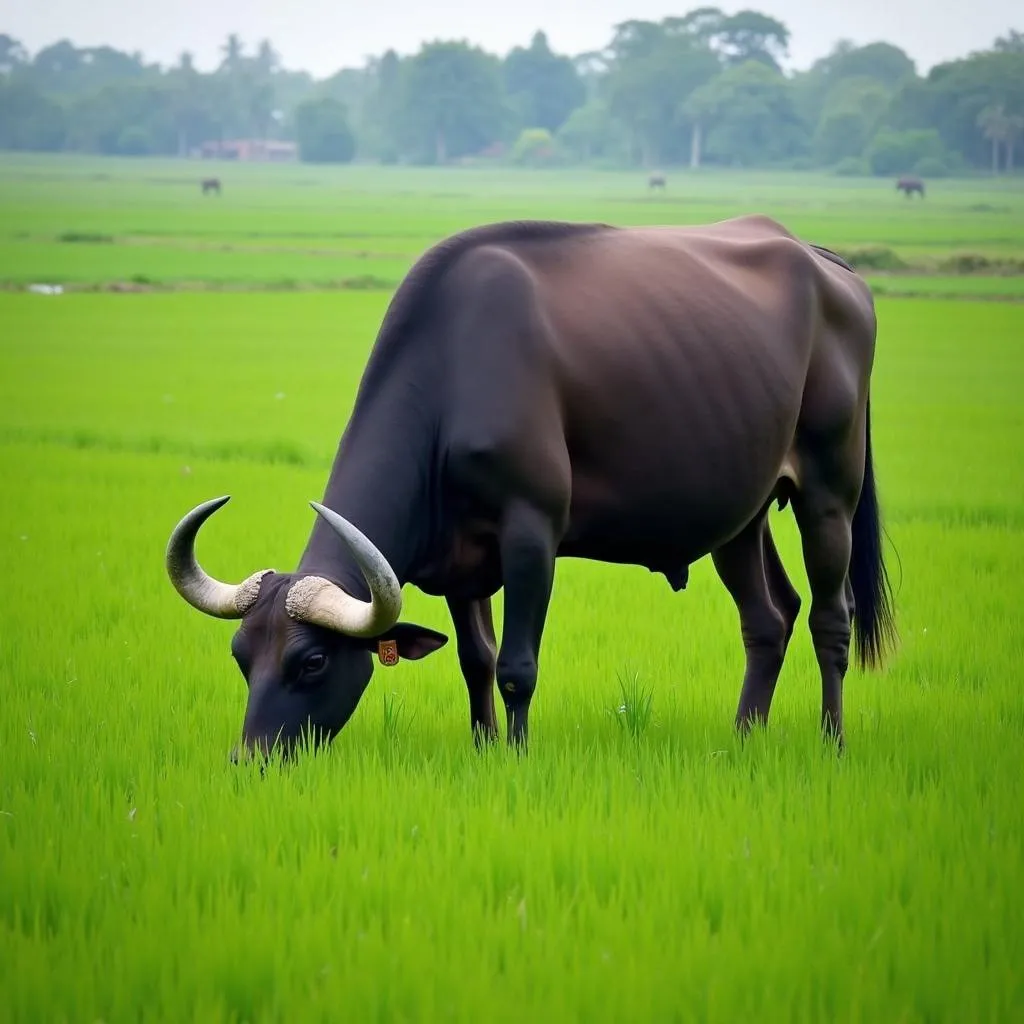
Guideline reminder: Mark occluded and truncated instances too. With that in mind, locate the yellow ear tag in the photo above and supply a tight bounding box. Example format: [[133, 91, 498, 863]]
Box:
[[377, 639, 400, 667]]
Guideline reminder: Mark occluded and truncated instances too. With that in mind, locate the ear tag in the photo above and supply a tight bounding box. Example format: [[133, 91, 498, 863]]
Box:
[[377, 639, 400, 667]]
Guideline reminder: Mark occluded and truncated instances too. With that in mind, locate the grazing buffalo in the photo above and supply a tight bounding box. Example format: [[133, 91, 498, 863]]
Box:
[[648, 172, 666, 190], [896, 176, 925, 198], [201, 177, 222, 196], [166, 214, 897, 760]]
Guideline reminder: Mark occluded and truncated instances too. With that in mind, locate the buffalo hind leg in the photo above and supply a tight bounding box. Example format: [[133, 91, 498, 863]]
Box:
[[446, 596, 499, 746], [713, 515, 799, 732], [764, 524, 802, 654], [792, 480, 856, 748], [496, 501, 559, 750]]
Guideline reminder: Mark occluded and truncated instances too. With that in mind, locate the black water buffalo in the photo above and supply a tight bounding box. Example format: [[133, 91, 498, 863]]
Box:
[[201, 177, 222, 195], [648, 172, 666, 190], [166, 215, 897, 759], [896, 176, 925, 198]]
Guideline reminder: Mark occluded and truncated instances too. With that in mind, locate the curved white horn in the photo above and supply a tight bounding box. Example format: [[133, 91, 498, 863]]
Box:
[[165, 496, 273, 618], [284, 501, 401, 637]]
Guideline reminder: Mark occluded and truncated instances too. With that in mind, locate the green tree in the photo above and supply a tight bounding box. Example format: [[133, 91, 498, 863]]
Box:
[[270, 68, 316, 130], [604, 19, 721, 166], [976, 103, 1024, 172], [117, 124, 154, 155], [713, 10, 790, 70], [556, 100, 626, 162], [356, 51, 403, 160], [220, 34, 243, 73], [812, 77, 891, 164], [977, 104, 1007, 172], [790, 41, 913, 153], [0, 34, 28, 74], [69, 80, 176, 154], [30, 40, 84, 84], [23, 39, 150, 98], [1008, 115, 1024, 171], [662, 7, 729, 46], [396, 41, 507, 164], [294, 96, 355, 162], [3, 18, 1020, 174], [503, 31, 585, 133], [510, 127, 558, 166], [686, 60, 807, 166], [652, 8, 790, 69], [885, 48, 1024, 168], [57, 79, 163, 153], [572, 51, 609, 103], [255, 39, 279, 77], [814, 109, 872, 165], [244, 72, 276, 139], [993, 30, 1024, 54], [865, 127, 944, 174], [166, 51, 208, 155], [206, 33, 283, 140], [0, 79, 67, 150], [813, 40, 915, 90]]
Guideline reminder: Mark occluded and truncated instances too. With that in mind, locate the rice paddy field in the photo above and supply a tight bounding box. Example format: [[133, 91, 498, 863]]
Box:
[[1, 153, 1023, 1022]]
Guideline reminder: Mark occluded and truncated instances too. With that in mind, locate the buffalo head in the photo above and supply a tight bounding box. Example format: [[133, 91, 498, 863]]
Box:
[[165, 496, 447, 760]]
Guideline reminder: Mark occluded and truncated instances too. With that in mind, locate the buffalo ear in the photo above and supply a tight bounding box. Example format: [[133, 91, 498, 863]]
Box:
[[366, 623, 448, 662]]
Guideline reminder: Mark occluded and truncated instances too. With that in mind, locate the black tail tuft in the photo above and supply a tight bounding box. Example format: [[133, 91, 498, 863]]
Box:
[[849, 398, 898, 670]]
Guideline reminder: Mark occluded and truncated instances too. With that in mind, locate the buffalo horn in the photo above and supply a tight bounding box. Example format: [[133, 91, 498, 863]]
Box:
[[284, 501, 401, 638], [165, 496, 273, 618]]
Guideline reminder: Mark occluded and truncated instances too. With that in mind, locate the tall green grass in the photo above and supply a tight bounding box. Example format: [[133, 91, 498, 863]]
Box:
[[2, 292, 1022, 1021]]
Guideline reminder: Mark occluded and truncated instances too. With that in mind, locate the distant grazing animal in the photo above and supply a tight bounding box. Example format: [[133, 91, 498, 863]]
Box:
[[648, 172, 666, 190], [201, 177, 222, 196], [165, 214, 897, 762], [895, 176, 925, 198]]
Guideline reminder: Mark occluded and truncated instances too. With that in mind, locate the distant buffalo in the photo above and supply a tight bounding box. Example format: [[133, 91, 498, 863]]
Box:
[[895, 176, 925, 198], [201, 178, 222, 196], [648, 172, 666, 191]]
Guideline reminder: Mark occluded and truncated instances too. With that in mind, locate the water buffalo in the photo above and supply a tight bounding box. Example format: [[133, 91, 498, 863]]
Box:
[[166, 214, 897, 759], [896, 176, 925, 198], [648, 172, 666, 190], [201, 177, 221, 195]]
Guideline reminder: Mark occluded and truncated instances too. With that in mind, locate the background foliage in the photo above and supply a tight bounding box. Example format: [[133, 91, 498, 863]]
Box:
[[0, 15, 1022, 173]]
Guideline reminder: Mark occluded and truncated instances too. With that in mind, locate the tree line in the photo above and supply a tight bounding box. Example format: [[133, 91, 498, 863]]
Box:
[[1, 12, 1022, 175]]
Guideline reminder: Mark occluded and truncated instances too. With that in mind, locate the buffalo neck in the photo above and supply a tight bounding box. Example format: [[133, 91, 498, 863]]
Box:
[[295, 356, 439, 602]]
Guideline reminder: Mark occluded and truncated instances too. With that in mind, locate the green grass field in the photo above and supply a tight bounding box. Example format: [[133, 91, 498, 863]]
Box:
[[1, 154, 1022, 1022]]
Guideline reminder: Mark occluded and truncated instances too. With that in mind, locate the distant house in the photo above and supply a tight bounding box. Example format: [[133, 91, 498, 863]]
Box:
[[198, 139, 298, 162]]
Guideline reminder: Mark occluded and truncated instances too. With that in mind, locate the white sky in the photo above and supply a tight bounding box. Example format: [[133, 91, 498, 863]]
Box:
[[1, 0, 1018, 76]]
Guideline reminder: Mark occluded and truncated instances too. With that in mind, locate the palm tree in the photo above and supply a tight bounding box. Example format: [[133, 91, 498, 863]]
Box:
[[682, 78, 724, 169], [220, 33, 243, 73], [168, 51, 207, 156], [1005, 113, 1024, 173], [976, 103, 1009, 174], [0, 33, 28, 74], [255, 40, 279, 76]]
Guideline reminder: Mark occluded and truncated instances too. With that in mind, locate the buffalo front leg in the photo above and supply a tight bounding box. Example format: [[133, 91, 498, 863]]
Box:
[[496, 502, 559, 750], [446, 596, 499, 746], [713, 515, 797, 733]]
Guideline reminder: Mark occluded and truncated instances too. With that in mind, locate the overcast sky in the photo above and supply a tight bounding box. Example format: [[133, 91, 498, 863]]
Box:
[[2, 0, 1018, 76]]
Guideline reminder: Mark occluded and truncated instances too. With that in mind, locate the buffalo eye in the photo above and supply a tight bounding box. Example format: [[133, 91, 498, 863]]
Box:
[[304, 653, 327, 674], [286, 650, 328, 689]]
